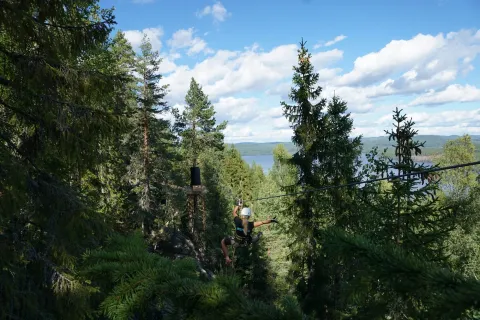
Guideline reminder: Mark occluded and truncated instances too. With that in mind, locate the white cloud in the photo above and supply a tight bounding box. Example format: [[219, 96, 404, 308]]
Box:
[[123, 27, 177, 74], [223, 124, 254, 142], [162, 44, 343, 105], [325, 35, 347, 47], [373, 109, 480, 133], [314, 35, 347, 49], [167, 28, 214, 56], [223, 125, 294, 143], [214, 97, 259, 123], [158, 58, 177, 74], [124, 27, 164, 52], [196, 1, 231, 23], [411, 109, 480, 128], [354, 109, 480, 137], [409, 84, 480, 106], [138, 26, 480, 142], [335, 29, 480, 88]]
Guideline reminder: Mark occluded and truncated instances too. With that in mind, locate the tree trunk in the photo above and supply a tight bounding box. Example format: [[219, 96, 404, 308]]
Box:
[[396, 123, 401, 245], [142, 78, 150, 234]]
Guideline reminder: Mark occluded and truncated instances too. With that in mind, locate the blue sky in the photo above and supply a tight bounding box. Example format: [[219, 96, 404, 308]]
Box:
[[100, 0, 480, 142]]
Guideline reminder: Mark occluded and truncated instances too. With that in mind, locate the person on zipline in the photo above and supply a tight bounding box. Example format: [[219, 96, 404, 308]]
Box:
[[221, 199, 278, 265]]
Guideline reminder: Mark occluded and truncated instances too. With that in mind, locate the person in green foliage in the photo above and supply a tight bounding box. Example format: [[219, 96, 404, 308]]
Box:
[[221, 199, 278, 265]]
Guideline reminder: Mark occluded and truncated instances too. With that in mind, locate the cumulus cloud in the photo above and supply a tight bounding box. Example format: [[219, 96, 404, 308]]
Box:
[[167, 28, 214, 56], [412, 109, 480, 128], [124, 27, 164, 52], [122, 27, 177, 74], [131, 25, 480, 142], [223, 126, 294, 143], [214, 97, 259, 123], [223, 124, 254, 142], [196, 2, 231, 23], [334, 29, 480, 89], [374, 109, 480, 130], [409, 84, 480, 106], [161, 43, 343, 105]]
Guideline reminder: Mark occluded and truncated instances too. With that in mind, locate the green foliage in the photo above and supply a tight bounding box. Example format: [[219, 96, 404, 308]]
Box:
[[120, 34, 175, 236], [0, 1, 130, 318], [438, 134, 479, 199], [328, 108, 459, 319], [2, 1, 480, 318], [280, 39, 363, 318], [439, 135, 480, 280], [174, 77, 227, 167], [81, 232, 305, 320], [172, 77, 227, 249], [373, 108, 452, 260], [223, 145, 255, 201], [255, 144, 298, 294], [280, 39, 328, 297], [322, 227, 480, 319]]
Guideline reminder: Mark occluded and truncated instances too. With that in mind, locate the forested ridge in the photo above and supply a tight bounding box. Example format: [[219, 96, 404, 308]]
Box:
[[1, 2, 480, 319], [234, 137, 480, 159]]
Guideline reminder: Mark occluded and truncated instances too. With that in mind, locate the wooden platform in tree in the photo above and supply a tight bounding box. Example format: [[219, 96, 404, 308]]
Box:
[[186, 185, 207, 195]]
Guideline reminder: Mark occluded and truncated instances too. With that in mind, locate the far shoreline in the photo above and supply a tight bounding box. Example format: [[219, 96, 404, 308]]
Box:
[[242, 153, 442, 163]]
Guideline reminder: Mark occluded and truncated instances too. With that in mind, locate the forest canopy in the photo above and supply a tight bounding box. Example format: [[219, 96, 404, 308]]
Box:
[[1, 1, 480, 319]]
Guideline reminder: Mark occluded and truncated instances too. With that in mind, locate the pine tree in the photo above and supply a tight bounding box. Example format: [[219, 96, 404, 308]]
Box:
[[171, 78, 226, 254], [125, 34, 171, 236], [174, 77, 227, 168], [380, 108, 452, 259], [222, 145, 254, 201]]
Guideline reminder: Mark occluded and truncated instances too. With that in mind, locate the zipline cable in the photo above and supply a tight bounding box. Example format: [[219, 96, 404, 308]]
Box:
[[251, 160, 480, 202]]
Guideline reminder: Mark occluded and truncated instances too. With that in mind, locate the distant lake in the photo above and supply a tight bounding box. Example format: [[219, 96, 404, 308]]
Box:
[[242, 154, 433, 174], [242, 155, 275, 172]]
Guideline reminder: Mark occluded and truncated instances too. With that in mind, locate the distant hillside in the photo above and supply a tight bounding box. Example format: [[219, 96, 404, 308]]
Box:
[[231, 135, 480, 159]]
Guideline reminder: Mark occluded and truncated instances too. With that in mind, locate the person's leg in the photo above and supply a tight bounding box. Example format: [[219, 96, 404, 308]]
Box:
[[251, 232, 263, 244], [221, 236, 235, 264]]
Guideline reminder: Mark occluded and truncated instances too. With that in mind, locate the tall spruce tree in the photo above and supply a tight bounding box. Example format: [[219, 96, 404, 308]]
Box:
[[0, 1, 130, 318], [381, 108, 452, 258], [281, 39, 364, 318], [302, 95, 363, 318], [281, 39, 328, 302], [93, 30, 138, 229], [327, 108, 456, 319], [126, 34, 170, 236]]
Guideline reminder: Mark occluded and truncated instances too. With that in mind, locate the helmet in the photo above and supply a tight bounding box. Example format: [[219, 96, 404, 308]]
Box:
[[240, 207, 251, 217]]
